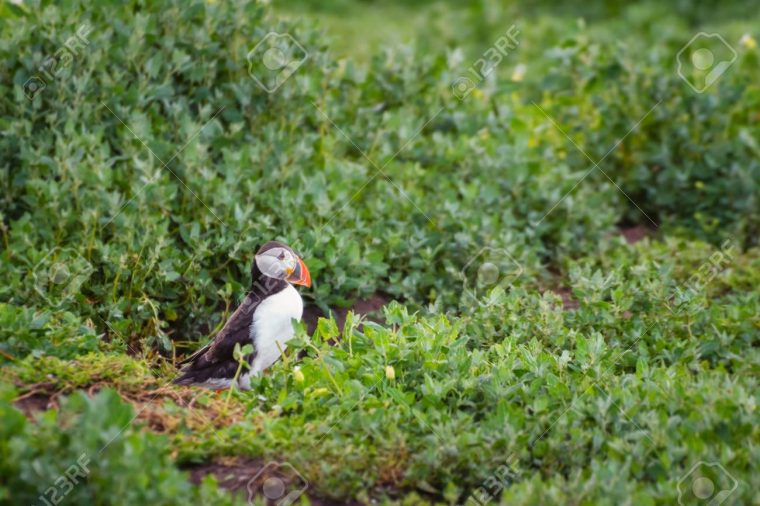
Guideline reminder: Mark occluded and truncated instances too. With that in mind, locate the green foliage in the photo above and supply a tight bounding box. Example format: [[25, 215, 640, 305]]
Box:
[[6, 352, 158, 391], [0, 387, 238, 505], [0, 303, 99, 361], [1, 0, 759, 504], [181, 238, 756, 503], [2, 0, 757, 348]]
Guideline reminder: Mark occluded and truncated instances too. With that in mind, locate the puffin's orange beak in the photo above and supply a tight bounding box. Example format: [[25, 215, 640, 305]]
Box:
[[287, 256, 311, 287]]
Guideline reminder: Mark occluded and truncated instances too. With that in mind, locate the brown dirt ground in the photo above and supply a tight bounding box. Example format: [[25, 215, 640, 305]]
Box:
[[302, 293, 390, 334], [183, 457, 358, 505], [13, 392, 53, 417], [618, 225, 653, 245], [550, 287, 580, 310], [12, 382, 247, 434], [12, 387, 352, 504]]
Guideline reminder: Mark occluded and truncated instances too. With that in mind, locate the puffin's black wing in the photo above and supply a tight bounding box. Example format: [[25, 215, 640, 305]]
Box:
[[173, 293, 260, 385]]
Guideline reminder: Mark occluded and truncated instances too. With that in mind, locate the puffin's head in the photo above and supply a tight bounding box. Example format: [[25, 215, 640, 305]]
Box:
[[252, 241, 311, 288]]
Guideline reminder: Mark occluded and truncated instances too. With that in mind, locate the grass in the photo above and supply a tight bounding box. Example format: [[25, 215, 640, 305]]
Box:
[[1, 0, 759, 504]]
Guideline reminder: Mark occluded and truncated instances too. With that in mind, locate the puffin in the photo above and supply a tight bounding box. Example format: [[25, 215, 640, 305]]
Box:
[[173, 241, 311, 390]]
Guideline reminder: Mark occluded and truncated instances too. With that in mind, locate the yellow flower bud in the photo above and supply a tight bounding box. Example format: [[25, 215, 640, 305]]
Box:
[[385, 365, 396, 381], [740, 34, 757, 50], [310, 387, 329, 398], [293, 368, 305, 384]]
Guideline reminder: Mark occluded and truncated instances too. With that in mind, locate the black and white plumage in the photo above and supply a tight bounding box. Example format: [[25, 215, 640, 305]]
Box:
[[173, 241, 311, 390]]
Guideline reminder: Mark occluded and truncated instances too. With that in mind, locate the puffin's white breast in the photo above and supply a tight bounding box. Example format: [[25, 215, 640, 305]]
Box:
[[245, 284, 303, 381]]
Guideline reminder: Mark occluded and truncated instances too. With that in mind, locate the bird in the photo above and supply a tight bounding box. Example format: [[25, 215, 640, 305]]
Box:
[[173, 241, 311, 390]]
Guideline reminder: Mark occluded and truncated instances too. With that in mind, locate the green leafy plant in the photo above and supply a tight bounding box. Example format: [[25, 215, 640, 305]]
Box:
[[1, 0, 758, 504], [0, 386, 238, 505]]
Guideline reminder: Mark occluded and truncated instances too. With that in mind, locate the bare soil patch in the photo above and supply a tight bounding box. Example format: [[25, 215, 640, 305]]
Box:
[[303, 292, 390, 333], [184, 457, 358, 505], [12, 382, 246, 434], [618, 225, 653, 244]]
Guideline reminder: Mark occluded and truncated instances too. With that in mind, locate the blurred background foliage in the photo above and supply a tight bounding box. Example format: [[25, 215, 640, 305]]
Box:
[[0, 0, 758, 504], [1, 0, 757, 358]]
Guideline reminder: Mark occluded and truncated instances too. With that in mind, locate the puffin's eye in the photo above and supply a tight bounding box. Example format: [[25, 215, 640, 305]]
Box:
[[278, 252, 285, 260]]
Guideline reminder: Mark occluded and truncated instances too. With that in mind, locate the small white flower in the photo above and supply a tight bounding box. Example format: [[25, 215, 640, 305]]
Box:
[[740, 33, 757, 50], [511, 63, 527, 82], [448, 48, 466, 69]]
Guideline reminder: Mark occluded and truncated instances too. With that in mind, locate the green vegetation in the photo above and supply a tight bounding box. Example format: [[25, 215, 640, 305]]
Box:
[[0, 385, 236, 505], [1, 0, 758, 504]]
